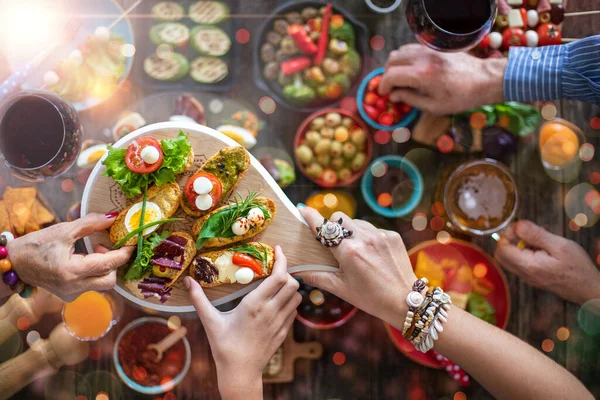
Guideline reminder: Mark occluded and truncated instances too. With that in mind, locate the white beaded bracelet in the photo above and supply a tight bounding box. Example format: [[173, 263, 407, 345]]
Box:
[[415, 287, 452, 353], [402, 278, 429, 336]]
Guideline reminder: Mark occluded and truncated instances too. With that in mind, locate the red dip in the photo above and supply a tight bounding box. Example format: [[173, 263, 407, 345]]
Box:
[[118, 322, 186, 387]]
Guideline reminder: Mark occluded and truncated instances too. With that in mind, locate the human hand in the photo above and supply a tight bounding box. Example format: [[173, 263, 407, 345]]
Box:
[[378, 44, 507, 115], [294, 207, 416, 327], [186, 246, 301, 400], [6, 213, 134, 301], [495, 220, 600, 305]]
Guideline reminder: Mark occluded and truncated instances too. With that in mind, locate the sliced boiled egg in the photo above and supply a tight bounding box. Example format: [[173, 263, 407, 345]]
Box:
[[216, 125, 257, 149], [124, 201, 163, 235], [77, 144, 108, 168], [235, 267, 254, 284]]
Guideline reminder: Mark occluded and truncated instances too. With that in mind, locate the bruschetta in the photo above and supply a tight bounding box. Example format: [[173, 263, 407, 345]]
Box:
[[180, 146, 251, 217], [192, 194, 276, 249], [190, 242, 274, 288]]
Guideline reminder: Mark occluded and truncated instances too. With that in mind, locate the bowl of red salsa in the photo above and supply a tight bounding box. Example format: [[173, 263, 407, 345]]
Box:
[[113, 317, 191, 395]]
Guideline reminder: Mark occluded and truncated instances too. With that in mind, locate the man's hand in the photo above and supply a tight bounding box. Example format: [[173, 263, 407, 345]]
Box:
[[495, 220, 600, 305], [379, 44, 507, 115], [7, 213, 133, 301]]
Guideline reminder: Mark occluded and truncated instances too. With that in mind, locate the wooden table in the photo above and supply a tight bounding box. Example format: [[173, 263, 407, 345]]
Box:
[[1, 0, 599, 398]]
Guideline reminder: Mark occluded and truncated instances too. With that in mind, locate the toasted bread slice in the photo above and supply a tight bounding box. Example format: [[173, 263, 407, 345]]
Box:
[[192, 196, 276, 249], [190, 242, 274, 288], [180, 146, 251, 217], [124, 232, 197, 299], [110, 182, 181, 246]]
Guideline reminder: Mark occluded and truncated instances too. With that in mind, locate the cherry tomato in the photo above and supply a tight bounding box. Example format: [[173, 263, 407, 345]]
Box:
[[325, 82, 342, 99], [378, 112, 394, 126], [368, 75, 382, 92], [388, 108, 401, 122], [400, 103, 413, 114], [184, 172, 223, 211], [536, 23, 562, 46], [125, 137, 163, 174], [364, 92, 379, 105], [479, 33, 491, 49], [363, 104, 381, 121], [330, 14, 344, 29], [232, 252, 263, 275], [501, 28, 525, 50], [375, 97, 387, 111], [306, 18, 321, 33]]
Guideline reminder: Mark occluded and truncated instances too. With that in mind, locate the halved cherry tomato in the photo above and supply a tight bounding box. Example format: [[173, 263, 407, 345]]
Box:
[[232, 252, 263, 275], [325, 82, 342, 99], [364, 92, 378, 105], [375, 97, 387, 112], [184, 172, 223, 210], [378, 112, 394, 126], [363, 104, 380, 121], [368, 75, 382, 92], [125, 137, 163, 174]]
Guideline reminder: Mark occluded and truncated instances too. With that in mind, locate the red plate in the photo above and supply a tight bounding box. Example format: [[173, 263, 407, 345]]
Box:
[[384, 239, 511, 368]]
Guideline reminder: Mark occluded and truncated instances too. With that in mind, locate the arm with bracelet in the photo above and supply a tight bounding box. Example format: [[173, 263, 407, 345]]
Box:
[[295, 206, 594, 400]]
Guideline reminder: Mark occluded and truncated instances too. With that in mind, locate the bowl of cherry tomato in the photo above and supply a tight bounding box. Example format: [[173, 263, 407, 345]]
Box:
[[357, 68, 420, 131]]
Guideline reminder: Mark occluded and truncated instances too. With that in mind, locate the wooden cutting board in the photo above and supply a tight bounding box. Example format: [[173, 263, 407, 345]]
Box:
[[263, 331, 323, 384], [81, 122, 338, 313]]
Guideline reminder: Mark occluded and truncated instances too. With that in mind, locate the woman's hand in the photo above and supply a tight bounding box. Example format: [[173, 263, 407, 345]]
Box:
[[6, 213, 133, 301], [294, 207, 416, 326], [378, 44, 506, 115], [495, 220, 600, 305], [186, 246, 301, 400]]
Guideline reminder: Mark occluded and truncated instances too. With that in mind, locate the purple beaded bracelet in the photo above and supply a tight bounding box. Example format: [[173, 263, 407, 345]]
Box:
[[0, 231, 27, 294]]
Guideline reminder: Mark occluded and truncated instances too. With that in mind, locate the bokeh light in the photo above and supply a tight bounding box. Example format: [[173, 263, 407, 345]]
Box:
[[430, 216, 444, 231], [565, 183, 599, 227], [235, 28, 250, 44], [83, 371, 122, 400], [437, 134, 454, 153], [431, 202, 445, 216], [17, 316, 30, 330], [568, 219, 580, 232], [323, 193, 338, 208], [89, 347, 102, 361], [370, 35, 385, 50], [556, 327, 570, 341], [585, 189, 600, 214], [392, 127, 411, 143], [541, 339, 555, 352], [374, 130, 391, 145], [454, 392, 467, 400], [62, 179, 75, 193], [590, 117, 600, 130], [590, 172, 600, 185], [0, 320, 22, 363], [412, 213, 427, 231], [259, 96, 276, 114], [340, 97, 357, 113], [310, 289, 325, 306], [77, 169, 92, 185], [436, 230, 451, 244], [167, 316, 181, 330], [541, 102, 557, 120], [377, 193, 392, 207], [209, 99, 224, 114], [574, 213, 588, 227], [579, 143, 595, 162], [333, 352, 346, 366], [45, 371, 91, 400], [156, 44, 174, 59], [95, 392, 109, 400], [577, 299, 600, 335], [370, 161, 387, 178], [473, 263, 488, 278], [120, 43, 135, 58], [26, 330, 40, 346]]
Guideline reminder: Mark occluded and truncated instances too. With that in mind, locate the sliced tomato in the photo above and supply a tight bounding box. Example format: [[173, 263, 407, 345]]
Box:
[[232, 252, 263, 275], [184, 172, 223, 210], [125, 137, 163, 174]]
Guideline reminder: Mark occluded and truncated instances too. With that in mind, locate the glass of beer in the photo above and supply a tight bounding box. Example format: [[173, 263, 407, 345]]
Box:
[[62, 291, 122, 341], [537, 119, 585, 183], [443, 159, 519, 236]]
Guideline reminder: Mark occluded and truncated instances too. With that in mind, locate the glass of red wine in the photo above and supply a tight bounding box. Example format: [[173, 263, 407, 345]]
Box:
[[0, 90, 83, 181], [404, 0, 497, 52]]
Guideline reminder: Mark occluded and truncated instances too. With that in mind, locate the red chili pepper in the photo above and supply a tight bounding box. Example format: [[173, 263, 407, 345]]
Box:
[[314, 3, 332, 65], [363, 104, 381, 121], [281, 57, 312, 75], [232, 252, 263, 276], [287, 24, 318, 54]]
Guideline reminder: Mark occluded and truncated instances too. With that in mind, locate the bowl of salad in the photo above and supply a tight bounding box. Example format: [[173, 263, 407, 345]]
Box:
[[357, 68, 420, 131], [254, 1, 368, 112]]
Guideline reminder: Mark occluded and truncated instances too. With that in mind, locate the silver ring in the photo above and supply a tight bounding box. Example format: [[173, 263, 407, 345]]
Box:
[[316, 218, 353, 247]]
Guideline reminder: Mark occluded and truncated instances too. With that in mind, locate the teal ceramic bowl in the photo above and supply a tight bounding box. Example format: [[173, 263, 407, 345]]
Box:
[[361, 155, 423, 218]]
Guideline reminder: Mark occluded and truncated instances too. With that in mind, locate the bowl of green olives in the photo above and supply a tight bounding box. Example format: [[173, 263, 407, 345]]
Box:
[[294, 108, 372, 188]]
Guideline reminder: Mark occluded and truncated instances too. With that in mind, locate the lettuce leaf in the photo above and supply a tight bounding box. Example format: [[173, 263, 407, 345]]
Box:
[[102, 131, 192, 198], [460, 103, 541, 138], [124, 231, 170, 281], [467, 292, 497, 325]]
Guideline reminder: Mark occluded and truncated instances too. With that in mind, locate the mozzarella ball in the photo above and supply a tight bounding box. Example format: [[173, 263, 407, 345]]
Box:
[[141, 146, 160, 164], [527, 10, 539, 27], [247, 207, 265, 227], [232, 217, 250, 235], [489, 32, 503, 49], [95, 26, 111, 42], [193, 177, 213, 195], [525, 30, 539, 47], [43, 71, 60, 86], [235, 267, 255, 284], [195, 194, 213, 211]]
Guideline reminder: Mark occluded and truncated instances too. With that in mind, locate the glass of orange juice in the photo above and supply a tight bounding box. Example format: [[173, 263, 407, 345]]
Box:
[[537, 119, 585, 181], [62, 291, 121, 341]]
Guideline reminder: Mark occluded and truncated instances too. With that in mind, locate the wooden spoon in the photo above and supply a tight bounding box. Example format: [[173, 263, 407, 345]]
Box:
[[146, 326, 187, 363]]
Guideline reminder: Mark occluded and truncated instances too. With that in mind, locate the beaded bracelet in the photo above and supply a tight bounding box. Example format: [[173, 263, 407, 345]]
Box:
[[415, 287, 452, 353], [402, 277, 429, 337], [0, 231, 27, 295]]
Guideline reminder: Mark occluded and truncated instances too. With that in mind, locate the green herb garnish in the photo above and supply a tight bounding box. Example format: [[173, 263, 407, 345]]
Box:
[[102, 131, 192, 198], [124, 231, 170, 281], [467, 292, 497, 325], [229, 243, 268, 267], [113, 218, 183, 249], [459, 102, 541, 138], [195, 192, 271, 249]]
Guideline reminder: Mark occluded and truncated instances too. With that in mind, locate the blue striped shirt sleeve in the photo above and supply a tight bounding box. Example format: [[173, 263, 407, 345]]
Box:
[[503, 35, 600, 103]]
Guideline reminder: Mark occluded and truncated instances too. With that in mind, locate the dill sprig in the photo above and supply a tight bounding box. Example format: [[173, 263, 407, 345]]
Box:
[[229, 243, 268, 267]]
